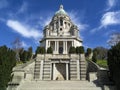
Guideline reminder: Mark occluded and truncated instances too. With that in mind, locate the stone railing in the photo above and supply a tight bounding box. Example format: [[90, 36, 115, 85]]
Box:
[[87, 60, 114, 86], [87, 60, 100, 72], [37, 54, 85, 61], [13, 59, 35, 70]]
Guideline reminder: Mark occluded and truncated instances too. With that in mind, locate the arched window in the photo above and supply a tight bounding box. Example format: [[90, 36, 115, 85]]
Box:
[[60, 17, 63, 26]]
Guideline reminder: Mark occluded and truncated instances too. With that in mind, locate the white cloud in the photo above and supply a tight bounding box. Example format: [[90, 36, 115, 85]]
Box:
[[21, 41, 28, 48], [106, 0, 117, 11], [90, 11, 120, 33], [68, 11, 88, 31], [101, 11, 120, 27], [0, 0, 8, 9], [17, 2, 28, 13], [90, 26, 102, 33], [38, 15, 52, 28], [6, 20, 42, 39]]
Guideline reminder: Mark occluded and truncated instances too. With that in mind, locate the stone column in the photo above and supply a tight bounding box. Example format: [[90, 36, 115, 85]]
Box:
[[54, 41, 58, 54], [54, 41, 56, 53], [49, 41, 51, 47], [53, 63, 55, 80], [57, 41, 59, 53], [48, 41, 49, 48], [66, 63, 69, 80], [63, 41, 65, 54], [72, 41, 74, 46], [77, 60, 80, 80]]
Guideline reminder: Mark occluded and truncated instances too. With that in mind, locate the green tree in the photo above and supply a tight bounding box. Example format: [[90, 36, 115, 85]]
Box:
[[79, 46, 85, 54], [47, 47, 53, 54], [85, 48, 92, 60], [11, 38, 22, 61], [86, 48, 92, 56], [0, 45, 16, 90], [76, 46, 85, 54], [92, 50, 97, 63], [107, 42, 120, 90], [27, 47, 33, 60], [35, 47, 46, 55], [76, 47, 79, 54], [93, 47, 108, 60], [108, 32, 120, 46], [20, 50, 28, 63], [69, 46, 76, 54]]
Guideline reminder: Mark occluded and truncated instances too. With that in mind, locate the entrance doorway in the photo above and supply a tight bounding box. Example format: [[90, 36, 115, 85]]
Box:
[[52, 63, 69, 80]]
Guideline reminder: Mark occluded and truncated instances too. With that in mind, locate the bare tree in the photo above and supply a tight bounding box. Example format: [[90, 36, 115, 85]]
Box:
[[108, 32, 120, 46], [11, 38, 22, 61]]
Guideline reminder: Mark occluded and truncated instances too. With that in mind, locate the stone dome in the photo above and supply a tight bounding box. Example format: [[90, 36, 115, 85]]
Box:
[[55, 5, 68, 16]]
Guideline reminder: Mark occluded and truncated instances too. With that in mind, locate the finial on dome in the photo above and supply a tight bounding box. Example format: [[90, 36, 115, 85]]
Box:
[[60, 5, 63, 9]]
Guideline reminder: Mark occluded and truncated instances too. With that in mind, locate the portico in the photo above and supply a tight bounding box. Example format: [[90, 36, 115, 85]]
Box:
[[46, 40, 75, 54]]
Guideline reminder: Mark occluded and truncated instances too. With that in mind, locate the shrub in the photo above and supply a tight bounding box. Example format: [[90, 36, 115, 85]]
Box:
[[79, 46, 85, 54], [69, 46, 76, 54], [35, 47, 46, 54], [86, 48, 92, 56], [92, 51, 97, 63], [76, 46, 84, 54], [47, 47, 53, 54]]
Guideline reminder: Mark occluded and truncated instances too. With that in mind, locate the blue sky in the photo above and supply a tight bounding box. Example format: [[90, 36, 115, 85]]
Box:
[[0, 0, 120, 52]]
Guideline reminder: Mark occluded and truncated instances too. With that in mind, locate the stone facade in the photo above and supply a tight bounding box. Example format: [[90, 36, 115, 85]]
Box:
[[34, 54, 86, 80], [34, 5, 86, 81]]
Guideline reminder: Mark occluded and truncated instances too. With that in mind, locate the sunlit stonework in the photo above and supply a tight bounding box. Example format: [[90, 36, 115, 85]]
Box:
[[37, 5, 85, 81]]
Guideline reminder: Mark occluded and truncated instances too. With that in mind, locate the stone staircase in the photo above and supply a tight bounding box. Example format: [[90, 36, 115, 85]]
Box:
[[42, 60, 51, 80], [18, 81, 102, 90], [70, 56, 86, 80], [79, 55, 86, 80], [34, 60, 51, 80], [34, 60, 41, 79], [70, 60, 78, 80]]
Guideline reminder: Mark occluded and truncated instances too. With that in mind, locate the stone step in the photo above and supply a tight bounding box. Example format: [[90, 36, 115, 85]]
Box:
[[43, 74, 50, 77], [70, 75, 77, 78], [44, 61, 51, 63], [34, 60, 41, 80], [19, 81, 101, 90], [70, 62, 77, 64], [35, 67, 40, 69], [34, 68, 40, 71], [43, 67, 50, 69], [80, 65, 86, 67]]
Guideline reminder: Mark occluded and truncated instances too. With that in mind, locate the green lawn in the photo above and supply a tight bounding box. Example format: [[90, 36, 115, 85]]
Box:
[[96, 60, 108, 68]]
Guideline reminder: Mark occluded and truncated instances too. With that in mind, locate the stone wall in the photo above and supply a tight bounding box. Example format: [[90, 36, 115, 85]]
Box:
[[7, 60, 35, 90]]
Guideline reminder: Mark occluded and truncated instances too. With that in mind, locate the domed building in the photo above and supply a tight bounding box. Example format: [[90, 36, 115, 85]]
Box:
[[7, 5, 87, 90], [40, 5, 82, 54], [37, 5, 85, 81]]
